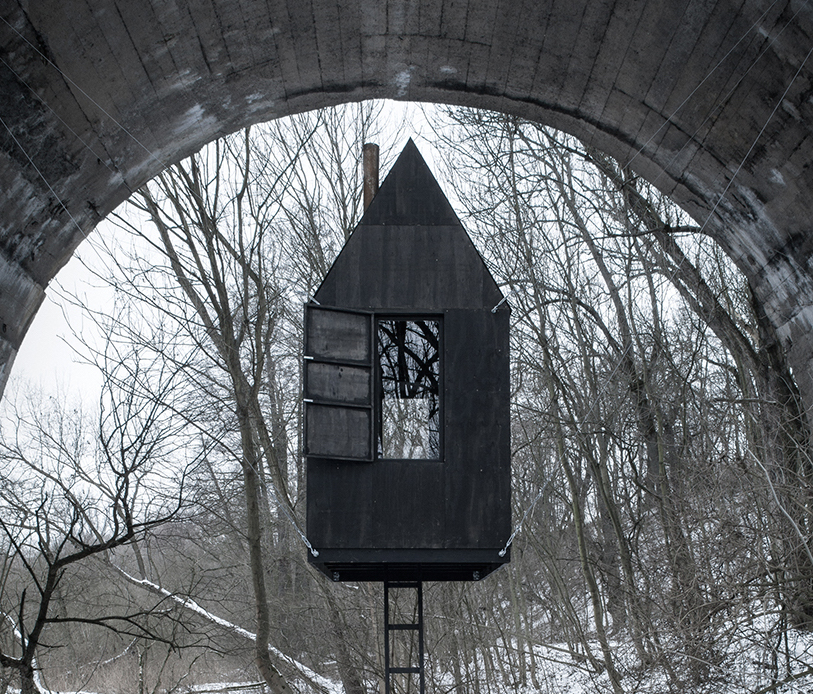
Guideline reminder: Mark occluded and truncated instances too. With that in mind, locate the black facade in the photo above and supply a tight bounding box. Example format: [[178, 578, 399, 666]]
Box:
[[305, 140, 511, 582]]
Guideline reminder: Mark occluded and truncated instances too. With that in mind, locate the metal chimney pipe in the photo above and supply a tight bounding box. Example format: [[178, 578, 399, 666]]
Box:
[[362, 143, 379, 211]]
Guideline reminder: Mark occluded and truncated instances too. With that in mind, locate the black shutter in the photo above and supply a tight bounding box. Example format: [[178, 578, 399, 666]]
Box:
[[304, 305, 373, 460]]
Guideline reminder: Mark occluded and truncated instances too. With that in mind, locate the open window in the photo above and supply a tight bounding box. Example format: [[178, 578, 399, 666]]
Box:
[[377, 318, 441, 460], [304, 306, 442, 462]]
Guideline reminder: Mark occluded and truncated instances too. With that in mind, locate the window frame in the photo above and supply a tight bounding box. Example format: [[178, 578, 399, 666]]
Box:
[[374, 313, 444, 462]]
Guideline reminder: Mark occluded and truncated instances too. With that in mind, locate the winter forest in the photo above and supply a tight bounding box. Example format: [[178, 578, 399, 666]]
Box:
[[1, 102, 812, 694]]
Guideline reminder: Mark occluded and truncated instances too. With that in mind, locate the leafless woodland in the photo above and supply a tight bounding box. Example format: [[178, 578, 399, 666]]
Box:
[[1, 103, 812, 694]]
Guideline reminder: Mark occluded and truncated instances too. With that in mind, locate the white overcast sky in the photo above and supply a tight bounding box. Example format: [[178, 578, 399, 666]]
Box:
[[11, 244, 109, 401]]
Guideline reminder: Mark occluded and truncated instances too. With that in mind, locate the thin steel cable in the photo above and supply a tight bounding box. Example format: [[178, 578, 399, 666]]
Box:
[[696, 42, 813, 235], [499, 475, 552, 557], [626, 0, 797, 175], [257, 470, 319, 557], [498, 330, 636, 557], [0, 53, 128, 186], [0, 14, 171, 172], [0, 113, 88, 240], [491, 288, 514, 313], [500, 35, 813, 555]]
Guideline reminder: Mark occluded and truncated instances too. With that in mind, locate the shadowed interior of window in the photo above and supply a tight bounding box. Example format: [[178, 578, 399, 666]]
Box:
[[377, 319, 440, 459]]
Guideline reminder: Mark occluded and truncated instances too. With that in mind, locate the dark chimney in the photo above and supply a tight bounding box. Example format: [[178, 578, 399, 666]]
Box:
[[363, 143, 379, 211]]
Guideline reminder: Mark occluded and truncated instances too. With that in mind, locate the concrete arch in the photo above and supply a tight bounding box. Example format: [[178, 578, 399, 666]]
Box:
[[2, 0, 813, 407]]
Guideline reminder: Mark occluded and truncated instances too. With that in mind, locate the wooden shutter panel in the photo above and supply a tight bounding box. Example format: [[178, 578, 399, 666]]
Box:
[[304, 305, 373, 460]]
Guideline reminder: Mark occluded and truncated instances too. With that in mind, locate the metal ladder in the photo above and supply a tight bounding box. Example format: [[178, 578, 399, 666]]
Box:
[[383, 581, 425, 694]]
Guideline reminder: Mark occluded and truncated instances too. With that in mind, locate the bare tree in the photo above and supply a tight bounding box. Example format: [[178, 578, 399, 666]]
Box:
[[426, 106, 813, 691], [0, 351, 191, 694], [9, 101, 812, 693], [72, 103, 397, 692]]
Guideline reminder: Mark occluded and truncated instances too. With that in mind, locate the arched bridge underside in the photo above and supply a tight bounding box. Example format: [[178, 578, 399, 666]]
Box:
[[2, 0, 813, 407]]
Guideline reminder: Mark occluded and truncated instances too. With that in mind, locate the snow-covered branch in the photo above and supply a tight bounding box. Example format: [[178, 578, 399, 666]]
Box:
[[112, 566, 336, 693]]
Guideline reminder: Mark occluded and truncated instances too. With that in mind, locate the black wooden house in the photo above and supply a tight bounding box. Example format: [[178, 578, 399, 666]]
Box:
[[304, 140, 510, 582]]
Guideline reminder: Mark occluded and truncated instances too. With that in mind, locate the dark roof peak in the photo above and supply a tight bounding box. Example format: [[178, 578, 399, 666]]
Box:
[[313, 140, 504, 310], [359, 139, 460, 226]]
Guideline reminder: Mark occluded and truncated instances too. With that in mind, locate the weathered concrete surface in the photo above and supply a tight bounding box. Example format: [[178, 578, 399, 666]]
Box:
[[2, 0, 813, 407]]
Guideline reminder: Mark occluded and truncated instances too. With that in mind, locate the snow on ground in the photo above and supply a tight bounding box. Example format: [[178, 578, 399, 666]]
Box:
[[12, 622, 813, 694]]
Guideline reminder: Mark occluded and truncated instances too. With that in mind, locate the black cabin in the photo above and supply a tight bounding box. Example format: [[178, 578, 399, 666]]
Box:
[[304, 140, 510, 582]]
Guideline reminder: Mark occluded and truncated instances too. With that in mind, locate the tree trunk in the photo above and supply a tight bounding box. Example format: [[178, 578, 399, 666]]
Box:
[[323, 588, 366, 694], [239, 408, 291, 693]]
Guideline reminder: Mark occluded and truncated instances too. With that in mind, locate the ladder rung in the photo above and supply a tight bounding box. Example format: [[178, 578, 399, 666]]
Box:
[[384, 580, 425, 694]]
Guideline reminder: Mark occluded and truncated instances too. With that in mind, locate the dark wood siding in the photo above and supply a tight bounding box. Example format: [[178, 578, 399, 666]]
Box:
[[305, 405, 372, 460], [306, 307, 510, 552], [305, 141, 511, 581], [442, 308, 511, 547], [308, 457, 375, 547], [306, 362, 370, 405], [316, 226, 502, 310], [374, 460, 445, 548], [305, 305, 372, 363], [304, 305, 373, 461]]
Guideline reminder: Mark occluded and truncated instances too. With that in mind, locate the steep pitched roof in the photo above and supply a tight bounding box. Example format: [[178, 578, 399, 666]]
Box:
[[358, 138, 460, 226], [313, 139, 504, 310]]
